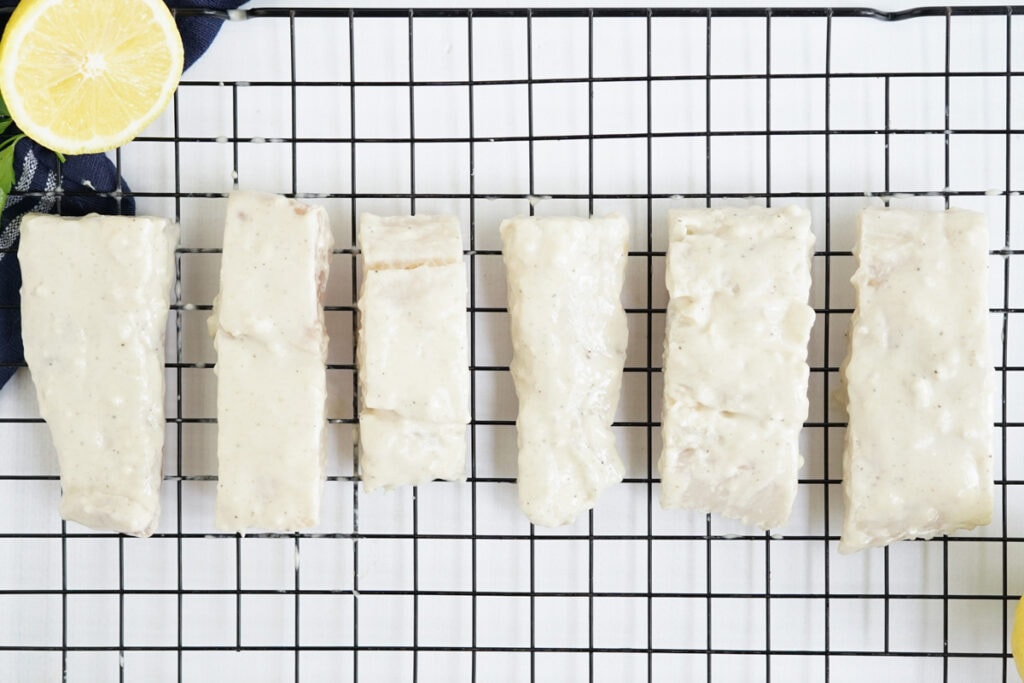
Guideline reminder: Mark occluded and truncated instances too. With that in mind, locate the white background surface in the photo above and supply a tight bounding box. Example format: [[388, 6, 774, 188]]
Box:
[[1, 3, 1023, 682]]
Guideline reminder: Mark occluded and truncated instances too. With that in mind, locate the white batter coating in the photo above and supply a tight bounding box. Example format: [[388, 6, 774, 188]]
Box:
[[659, 206, 815, 530], [839, 208, 993, 553], [500, 215, 628, 527], [20, 213, 178, 537], [210, 191, 332, 532], [357, 214, 469, 491]]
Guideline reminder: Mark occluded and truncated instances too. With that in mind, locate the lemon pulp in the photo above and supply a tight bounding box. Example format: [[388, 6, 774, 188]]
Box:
[[0, 0, 183, 155]]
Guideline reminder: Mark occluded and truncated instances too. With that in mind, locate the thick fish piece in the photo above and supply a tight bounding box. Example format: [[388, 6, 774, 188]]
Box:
[[659, 206, 815, 530], [210, 191, 332, 532], [20, 213, 178, 537], [840, 207, 993, 553], [357, 214, 470, 491], [500, 215, 629, 527]]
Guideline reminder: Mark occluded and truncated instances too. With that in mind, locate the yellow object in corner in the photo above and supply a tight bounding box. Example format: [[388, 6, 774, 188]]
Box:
[[0, 0, 183, 155], [1013, 596, 1024, 679]]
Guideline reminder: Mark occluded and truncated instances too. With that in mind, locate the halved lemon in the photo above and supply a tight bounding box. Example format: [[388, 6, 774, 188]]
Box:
[[0, 0, 183, 155]]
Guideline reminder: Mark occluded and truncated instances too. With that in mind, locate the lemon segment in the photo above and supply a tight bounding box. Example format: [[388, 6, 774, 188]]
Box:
[[0, 0, 183, 155], [1013, 596, 1024, 680]]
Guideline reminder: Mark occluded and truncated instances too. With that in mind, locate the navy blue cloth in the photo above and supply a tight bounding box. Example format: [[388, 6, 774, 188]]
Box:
[[0, 0, 245, 389]]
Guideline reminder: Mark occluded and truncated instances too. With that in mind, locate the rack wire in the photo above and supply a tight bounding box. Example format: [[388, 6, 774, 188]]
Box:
[[0, 5, 1022, 682]]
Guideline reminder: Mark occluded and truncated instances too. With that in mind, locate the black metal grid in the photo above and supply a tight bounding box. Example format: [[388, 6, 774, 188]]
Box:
[[0, 5, 1022, 682]]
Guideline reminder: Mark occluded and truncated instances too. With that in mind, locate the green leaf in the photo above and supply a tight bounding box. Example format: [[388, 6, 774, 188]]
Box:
[[0, 91, 15, 139], [0, 88, 21, 213]]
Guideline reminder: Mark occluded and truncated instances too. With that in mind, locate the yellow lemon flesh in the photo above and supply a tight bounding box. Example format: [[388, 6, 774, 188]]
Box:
[[0, 0, 183, 155], [1013, 596, 1024, 679]]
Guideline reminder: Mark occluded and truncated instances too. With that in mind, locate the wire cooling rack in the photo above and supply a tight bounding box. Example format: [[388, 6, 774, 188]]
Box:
[[1, 4, 1023, 682]]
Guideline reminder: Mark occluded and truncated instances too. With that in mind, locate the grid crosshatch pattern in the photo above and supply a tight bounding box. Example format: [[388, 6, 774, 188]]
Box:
[[0, 5, 1022, 682]]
